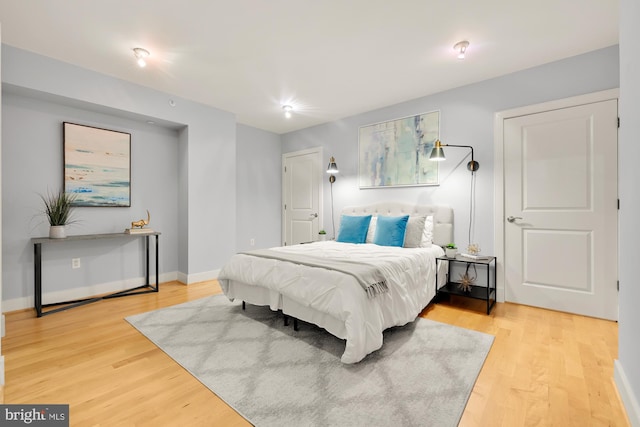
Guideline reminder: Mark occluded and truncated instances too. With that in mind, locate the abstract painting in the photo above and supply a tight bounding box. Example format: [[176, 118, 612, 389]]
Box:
[[359, 111, 439, 188], [63, 122, 131, 207]]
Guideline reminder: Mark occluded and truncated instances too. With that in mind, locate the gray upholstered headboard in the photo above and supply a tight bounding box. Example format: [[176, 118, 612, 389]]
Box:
[[341, 202, 453, 247]]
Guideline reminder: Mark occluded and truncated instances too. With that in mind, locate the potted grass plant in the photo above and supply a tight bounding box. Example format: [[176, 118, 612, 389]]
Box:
[[40, 189, 77, 238], [445, 243, 458, 258], [318, 230, 327, 241]]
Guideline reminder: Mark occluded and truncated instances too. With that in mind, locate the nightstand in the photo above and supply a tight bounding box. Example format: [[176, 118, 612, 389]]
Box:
[[435, 254, 497, 314]]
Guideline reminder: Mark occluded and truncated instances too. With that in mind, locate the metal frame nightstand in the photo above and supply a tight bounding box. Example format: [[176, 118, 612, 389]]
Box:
[[435, 254, 497, 314]]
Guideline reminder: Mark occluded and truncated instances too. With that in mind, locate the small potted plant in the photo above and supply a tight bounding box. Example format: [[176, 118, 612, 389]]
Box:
[[318, 230, 327, 241], [40, 189, 77, 239], [445, 243, 457, 258]]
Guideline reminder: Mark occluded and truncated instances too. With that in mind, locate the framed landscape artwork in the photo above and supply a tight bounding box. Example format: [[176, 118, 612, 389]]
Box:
[[63, 122, 131, 207], [358, 111, 440, 188]]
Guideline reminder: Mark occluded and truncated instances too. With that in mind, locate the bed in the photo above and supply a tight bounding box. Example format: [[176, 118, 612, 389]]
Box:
[[218, 202, 453, 363]]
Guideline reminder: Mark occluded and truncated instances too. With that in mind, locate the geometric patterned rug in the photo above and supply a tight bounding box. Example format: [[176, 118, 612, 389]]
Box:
[[126, 295, 494, 427]]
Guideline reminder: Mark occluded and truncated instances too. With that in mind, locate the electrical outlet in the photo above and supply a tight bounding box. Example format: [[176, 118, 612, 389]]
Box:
[[250, 238, 255, 246], [72, 258, 81, 269]]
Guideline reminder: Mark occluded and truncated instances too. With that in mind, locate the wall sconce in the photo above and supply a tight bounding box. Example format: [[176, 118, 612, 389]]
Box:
[[431, 139, 479, 254], [326, 156, 339, 239], [429, 140, 479, 172], [453, 41, 469, 60], [326, 156, 339, 183], [133, 48, 150, 68]]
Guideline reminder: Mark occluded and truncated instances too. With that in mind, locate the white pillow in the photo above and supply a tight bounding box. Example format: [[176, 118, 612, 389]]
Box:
[[365, 216, 377, 243], [403, 216, 427, 248], [421, 215, 434, 247]]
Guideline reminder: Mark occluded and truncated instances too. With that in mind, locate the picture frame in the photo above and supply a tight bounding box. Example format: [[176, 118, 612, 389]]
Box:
[[63, 122, 131, 207], [358, 111, 440, 188]]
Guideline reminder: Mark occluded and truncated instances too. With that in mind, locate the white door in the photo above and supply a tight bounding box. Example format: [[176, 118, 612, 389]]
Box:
[[504, 99, 618, 320], [282, 149, 322, 246]]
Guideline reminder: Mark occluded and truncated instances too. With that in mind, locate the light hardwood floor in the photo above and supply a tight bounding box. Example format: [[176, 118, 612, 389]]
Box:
[[3, 281, 630, 426]]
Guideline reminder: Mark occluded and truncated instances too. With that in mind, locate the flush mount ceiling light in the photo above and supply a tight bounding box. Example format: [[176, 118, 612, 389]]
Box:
[[133, 47, 150, 67], [453, 40, 469, 60], [282, 105, 293, 118]]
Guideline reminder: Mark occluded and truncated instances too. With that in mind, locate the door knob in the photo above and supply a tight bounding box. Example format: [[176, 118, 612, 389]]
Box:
[[310, 213, 318, 218], [507, 216, 523, 223]]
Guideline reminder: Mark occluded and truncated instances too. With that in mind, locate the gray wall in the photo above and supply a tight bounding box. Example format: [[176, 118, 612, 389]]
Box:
[[2, 90, 179, 305], [282, 45, 620, 254], [236, 124, 282, 251], [1, 44, 239, 309], [177, 127, 189, 280], [0, 23, 4, 383], [617, 0, 640, 423]]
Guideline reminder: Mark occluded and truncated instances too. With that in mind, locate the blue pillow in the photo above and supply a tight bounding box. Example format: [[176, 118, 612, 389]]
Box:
[[373, 215, 410, 247], [336, 215, 372, 244]]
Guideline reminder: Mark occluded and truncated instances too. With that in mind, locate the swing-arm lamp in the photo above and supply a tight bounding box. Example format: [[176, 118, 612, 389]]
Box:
[[429, 140, 479, 172]]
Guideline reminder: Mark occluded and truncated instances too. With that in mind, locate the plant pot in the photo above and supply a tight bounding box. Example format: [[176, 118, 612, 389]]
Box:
[[445, 248, 457, 258], [318, 234, 327, 241], [49, 225, 66, 239]]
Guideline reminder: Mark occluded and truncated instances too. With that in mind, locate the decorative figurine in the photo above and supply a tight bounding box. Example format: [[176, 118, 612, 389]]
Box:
[[458, 264, 477, 292], [131, 210, 150, 229], [467, 243, 481, 255], [126, 210, 153, 234]]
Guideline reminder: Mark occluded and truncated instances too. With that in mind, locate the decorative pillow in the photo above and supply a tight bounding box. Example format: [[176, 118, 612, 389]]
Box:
[[365, 215, 377, 243], [403, 216, 427, 248], [336, 215, 372, 244], [373, 215, 410, 247], [421, 215, 434, 247]]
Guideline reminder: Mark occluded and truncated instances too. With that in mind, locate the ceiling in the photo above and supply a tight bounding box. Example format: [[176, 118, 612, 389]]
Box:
[[0, 1, 618, 134]]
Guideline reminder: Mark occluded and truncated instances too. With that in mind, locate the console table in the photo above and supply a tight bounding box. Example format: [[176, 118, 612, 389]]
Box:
[[31, 231, 160, 317]]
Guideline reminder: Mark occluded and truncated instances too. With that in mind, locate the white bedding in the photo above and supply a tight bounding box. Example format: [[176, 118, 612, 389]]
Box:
[[218, 241, 445, 363]]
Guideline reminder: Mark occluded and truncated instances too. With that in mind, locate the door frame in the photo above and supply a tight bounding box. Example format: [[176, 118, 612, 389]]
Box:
[[493, 88, 619, 303], [281, 147, 324, 245]]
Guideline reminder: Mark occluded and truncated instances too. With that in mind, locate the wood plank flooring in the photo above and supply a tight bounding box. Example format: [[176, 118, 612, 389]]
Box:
[[2, 281, 630, 426]]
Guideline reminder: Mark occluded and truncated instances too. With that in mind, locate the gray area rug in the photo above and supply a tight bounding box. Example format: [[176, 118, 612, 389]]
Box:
[[126, 295, 493, 427]]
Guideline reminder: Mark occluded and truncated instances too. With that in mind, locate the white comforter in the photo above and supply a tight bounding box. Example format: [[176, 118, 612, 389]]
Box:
[[217, 241, 444, 363]]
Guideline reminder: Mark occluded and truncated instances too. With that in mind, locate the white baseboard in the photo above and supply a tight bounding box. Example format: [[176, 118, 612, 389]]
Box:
[[184, 269, 220, 284], [615, 359, 640, 427], [177, 271, 188, 285], [1, 268, 221, 312], [2, 272, 178, 312]]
